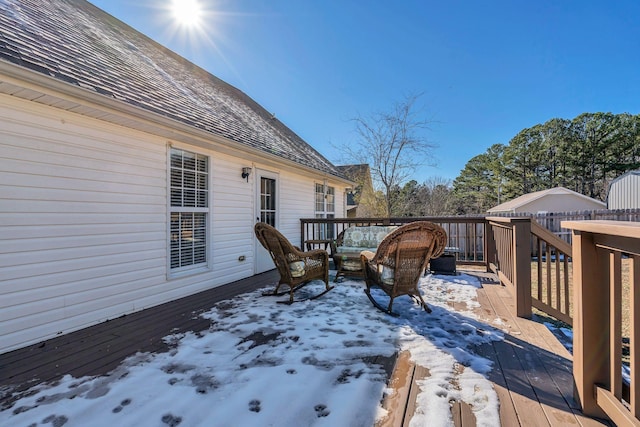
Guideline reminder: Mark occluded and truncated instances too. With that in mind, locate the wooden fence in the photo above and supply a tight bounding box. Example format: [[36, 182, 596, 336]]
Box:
[[496, 208, 640, 245]]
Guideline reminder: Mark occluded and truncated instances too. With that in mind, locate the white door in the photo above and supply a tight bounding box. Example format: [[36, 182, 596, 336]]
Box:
[[255, 169, 279, 273]]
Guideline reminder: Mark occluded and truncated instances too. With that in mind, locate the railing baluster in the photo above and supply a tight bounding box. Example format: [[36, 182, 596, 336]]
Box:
[[632, 254, 640, 419], [564, 256, 570, 315], [555, 247, 561, 313], [546, 244, 552, 307], [537, 238, 543, 301], [610, 251, 623, 400]]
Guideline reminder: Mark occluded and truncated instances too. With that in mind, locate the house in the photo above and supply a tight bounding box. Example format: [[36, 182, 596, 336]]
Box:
[[607, 170, 640, 209], [335, 164, 377, 217], [0, 0, 351, 354], [486, 186, 606, 214]]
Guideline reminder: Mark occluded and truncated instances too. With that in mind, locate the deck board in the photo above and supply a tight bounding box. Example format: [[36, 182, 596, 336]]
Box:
[[379, 270, 612, 426], [474, 287, 521, 426], [0, 269, 614, 426], [0, 270, 278, 396], [484, 283, 569, 426], [487, 282, 586, 420]]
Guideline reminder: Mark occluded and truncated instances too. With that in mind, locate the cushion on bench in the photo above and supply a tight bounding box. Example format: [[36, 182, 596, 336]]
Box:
[[337, 225, 396, 251], [334, 226, 397, 271]]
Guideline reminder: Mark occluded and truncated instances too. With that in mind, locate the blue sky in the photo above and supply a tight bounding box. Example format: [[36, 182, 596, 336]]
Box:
[[89, 0, 640, 182]]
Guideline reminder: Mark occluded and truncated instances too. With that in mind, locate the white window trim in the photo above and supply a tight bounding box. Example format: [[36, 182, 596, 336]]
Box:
[[314, 180, 335, 239], [314, 181, 335, 217], [258, 170, 279, 227], [166, 144, 212, 279]]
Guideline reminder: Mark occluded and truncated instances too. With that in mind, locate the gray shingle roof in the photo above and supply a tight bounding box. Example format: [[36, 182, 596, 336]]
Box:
[[0, 0, 343, 177]]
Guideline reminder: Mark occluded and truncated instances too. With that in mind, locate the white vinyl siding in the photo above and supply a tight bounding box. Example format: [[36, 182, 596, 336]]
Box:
[[0, 97, 167, 352], [0, 94, 347, 354]]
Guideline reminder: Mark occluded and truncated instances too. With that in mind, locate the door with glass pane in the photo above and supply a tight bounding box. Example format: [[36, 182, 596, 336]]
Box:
[[255, 170, 278, 273]]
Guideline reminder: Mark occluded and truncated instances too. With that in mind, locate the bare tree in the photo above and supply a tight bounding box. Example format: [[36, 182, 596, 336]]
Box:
[[391, 177, 454, 217], [421, 176, 455, 216], [339, 93, 436, 216]]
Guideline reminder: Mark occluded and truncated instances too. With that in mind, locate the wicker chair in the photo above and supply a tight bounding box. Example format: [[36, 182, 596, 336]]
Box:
[[254, 222, 333, 303], [360, 221, 447, 315]]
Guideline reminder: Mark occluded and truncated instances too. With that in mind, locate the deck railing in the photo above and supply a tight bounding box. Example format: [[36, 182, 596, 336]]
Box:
[[300, 216, 487, 265], [486, 216, 573, 324], [301, 215, 640, 424], [302, 216, 572, 322], [563, 220, 640, 425]]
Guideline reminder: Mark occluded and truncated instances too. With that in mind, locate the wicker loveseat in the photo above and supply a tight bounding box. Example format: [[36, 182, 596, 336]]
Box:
[[330, 225, 397, 282]]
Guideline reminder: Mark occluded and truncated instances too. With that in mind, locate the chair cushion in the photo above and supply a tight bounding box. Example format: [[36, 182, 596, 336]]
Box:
[[342, 227, 368, 247], [342, 259, 363, 271], [379, 265, 395, 285], [289, 261, 306, 278], [335, 251, 367, 271]]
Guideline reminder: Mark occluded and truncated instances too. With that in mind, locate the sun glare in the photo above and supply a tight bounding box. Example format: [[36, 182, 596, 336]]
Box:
[[171, 0, 202, 28], [159, 0, 243, 84]]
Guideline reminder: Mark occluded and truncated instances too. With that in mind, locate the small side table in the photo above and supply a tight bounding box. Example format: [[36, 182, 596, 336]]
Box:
[[334, 253, 365, 282], [305, 239, 331, 251]]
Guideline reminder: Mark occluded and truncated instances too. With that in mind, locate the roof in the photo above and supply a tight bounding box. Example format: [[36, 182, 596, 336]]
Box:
[[487, 186, 606, 213], [336, 164, 370, 178], [336, 164, 371, 208], [0, 0, 343, 178], [608, 169, 640, 187], [336, 164, 372, 186]]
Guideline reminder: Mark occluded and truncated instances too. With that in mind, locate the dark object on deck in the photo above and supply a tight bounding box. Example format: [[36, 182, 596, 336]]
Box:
[[254, 222, 333, 303], [430, 253, 457, 275], [361, 221, 447, 315]]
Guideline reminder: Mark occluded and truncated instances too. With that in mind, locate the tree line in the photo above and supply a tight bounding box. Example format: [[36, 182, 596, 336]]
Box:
[[452, 112, 640, 214], [341, 95, 639, 216]]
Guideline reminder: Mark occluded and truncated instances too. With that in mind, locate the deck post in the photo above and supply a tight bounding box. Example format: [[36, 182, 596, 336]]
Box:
[[484, 218, 496, 273], [570, 229, 609, 418], [512, 218, 532, 319]]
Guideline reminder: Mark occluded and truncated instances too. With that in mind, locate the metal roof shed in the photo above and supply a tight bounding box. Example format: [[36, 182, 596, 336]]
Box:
[[607, 170, 640, 209]]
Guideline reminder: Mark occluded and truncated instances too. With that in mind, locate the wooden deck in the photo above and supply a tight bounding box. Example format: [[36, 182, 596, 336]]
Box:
[[0, 270, 280, 408], [0, 269, 612, 426], [379, 269, 611, 427]]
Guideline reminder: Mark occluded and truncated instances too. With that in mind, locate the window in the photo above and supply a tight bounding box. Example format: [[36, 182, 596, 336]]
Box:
[[260, 177, 277, 226], [314, 182, 335, 239], [169, 147, 209, 271]]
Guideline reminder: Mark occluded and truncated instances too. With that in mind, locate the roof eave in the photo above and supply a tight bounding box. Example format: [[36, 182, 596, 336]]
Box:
[[0, 60, 351, 185]]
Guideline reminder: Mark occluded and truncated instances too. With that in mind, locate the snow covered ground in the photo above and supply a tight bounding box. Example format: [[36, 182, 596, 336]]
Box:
[[1, 273, 504, 427]]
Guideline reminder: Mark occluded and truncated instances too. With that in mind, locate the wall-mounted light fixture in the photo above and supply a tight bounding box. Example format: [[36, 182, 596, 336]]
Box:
[[241, 167, 252, 182]]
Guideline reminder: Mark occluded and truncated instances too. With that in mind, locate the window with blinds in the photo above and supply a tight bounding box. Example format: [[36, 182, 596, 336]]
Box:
[[314, 182, 335, 239], [169, 148, 209, 270]]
